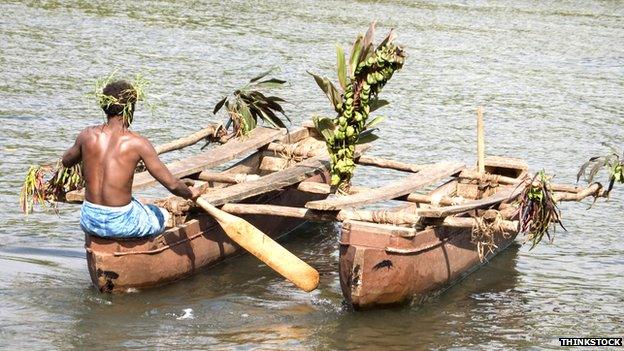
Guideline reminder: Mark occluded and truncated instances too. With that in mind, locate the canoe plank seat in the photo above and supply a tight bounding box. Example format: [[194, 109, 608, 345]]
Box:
[[305, 161, 466, 211], [200, 155, 331, 207], [65, 127, 285, 203], [200, 144, 370, 207]]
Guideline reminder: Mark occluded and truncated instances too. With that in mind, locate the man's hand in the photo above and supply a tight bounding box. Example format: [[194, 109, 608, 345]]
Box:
[[189, 187, 202, 201]]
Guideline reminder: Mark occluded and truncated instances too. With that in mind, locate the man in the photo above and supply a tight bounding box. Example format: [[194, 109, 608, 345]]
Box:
[[61, 80, 200, 238]]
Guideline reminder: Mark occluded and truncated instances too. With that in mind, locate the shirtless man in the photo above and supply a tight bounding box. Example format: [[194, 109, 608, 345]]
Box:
[[61, 80, 200, 238]]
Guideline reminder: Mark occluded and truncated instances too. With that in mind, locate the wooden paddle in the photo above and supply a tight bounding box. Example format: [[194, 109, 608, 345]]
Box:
[[195, 197, 320, 292]]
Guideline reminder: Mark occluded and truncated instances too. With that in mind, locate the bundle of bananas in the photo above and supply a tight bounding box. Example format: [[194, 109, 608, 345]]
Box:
[[310, 21, 406, 191], [19, 161, 84, 214]]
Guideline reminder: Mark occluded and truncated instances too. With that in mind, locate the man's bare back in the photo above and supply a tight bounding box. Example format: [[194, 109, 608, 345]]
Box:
[[61, 116, 199, 206]]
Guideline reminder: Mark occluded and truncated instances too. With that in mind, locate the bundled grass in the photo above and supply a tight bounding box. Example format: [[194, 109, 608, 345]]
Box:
[[517, 171, 566, 250], [86, 71, 152, 126], [19, 161, 84, 214], [213, 69, 290, 137], [577, 145, 624, 197]]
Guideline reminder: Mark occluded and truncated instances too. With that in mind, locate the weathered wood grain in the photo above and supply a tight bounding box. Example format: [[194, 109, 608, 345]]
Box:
[[305, 162, 465, 211], [200, 155, 331, 207], [416, 183, 526, 218]]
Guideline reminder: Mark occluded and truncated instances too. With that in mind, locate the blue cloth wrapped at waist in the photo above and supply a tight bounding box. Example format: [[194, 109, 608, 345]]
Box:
[[80, 197, 166, 238]]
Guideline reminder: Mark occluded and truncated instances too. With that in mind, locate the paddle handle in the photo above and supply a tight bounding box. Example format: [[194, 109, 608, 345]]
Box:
[[196, 198, 320, 292]]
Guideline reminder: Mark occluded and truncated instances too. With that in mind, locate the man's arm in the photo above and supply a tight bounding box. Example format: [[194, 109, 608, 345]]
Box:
[[138, 137, 200, 200], [61, 130, 84, 168]]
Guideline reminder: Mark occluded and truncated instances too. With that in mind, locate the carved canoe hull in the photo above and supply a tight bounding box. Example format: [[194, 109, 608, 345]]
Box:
[[339, 219, 518, 309], [338, 156, 529, 309], [85, 174, 328, 293]]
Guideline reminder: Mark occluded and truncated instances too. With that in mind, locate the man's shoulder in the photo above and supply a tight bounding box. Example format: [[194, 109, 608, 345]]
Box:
[[125, 130, 149, 143], [77, 125, 102, 139], [123, 131, 153, 151], [81, 124, 106, 133]]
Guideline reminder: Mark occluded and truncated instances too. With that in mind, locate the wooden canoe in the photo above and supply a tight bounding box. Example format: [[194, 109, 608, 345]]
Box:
[[84, 127, 331, 293], [338, 156, 529, 309]]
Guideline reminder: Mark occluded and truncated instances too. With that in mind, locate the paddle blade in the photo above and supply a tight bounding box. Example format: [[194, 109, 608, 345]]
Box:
[[196, 199, 319, 292]]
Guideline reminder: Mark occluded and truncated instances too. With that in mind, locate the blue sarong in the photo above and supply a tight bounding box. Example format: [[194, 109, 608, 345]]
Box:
[[80, 197, 166, 238]]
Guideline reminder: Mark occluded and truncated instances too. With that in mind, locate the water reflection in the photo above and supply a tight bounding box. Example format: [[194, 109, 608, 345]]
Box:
[[315, 244, 523, 350]]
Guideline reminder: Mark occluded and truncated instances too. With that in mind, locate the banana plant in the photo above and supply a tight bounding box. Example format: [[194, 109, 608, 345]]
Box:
[[213, 70, 290, 136], [309, 21, 406, 191]]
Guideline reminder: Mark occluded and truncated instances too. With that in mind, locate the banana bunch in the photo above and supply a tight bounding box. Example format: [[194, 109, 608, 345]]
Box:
[[311, 22, 406, 191], [19, 161, 84, 214]]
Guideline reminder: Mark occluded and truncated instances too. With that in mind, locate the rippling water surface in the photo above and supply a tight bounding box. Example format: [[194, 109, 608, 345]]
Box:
[[1, 1, 623, 349]]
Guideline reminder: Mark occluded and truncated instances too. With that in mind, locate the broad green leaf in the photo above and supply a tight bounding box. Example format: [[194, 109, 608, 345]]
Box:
[[376, 29, 397, 51], [313, 116, 336, 142], [258, 107, 286, 128], [213, 96, 227, 114], [266, 96, 286, 102], [326, 81, 342, 110], [307, 71, 342, 109], [239, 103, 257, 131], [365, 116, 384, 129], [336, 45, 347, 91], [349, 35, 363, 79], [359, 21, 376, 63], [369, 99, 389, 112], [254, 79, 286, 89], [308, 71, 330, 95], [258, 78, 287, 85], [249, 69, 274, 83], [356, 132, 379, 145]]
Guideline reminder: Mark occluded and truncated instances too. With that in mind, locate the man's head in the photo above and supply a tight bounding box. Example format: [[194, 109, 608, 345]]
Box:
[[101, 80, 137, 123]]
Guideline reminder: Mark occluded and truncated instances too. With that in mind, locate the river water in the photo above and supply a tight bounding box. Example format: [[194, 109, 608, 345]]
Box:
[[1, 0, 623, 349]]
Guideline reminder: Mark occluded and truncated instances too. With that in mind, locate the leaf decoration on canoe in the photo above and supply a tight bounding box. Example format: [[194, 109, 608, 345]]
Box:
[[213, 68, 289, 137]]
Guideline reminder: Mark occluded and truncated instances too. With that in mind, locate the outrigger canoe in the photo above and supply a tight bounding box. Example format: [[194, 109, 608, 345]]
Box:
[[335, 157, 533, 309], [66, 124, 601, 302], [73, 126, 332, 293]]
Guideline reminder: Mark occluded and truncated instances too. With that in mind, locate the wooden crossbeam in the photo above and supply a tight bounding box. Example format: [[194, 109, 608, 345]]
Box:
[[305, 162, 466, 211], [198, 144, 370, 207], [199, 155, 330, 207], [416, 183, 526, 218]]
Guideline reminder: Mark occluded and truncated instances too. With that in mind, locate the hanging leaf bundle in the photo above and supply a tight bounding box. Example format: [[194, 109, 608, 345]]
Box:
[[577, 146, 624, 197], [213, 70, 290, 137], [516, 171, 566, 250], [19, 161, 84, 214], [309, 21, 406, 191]]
